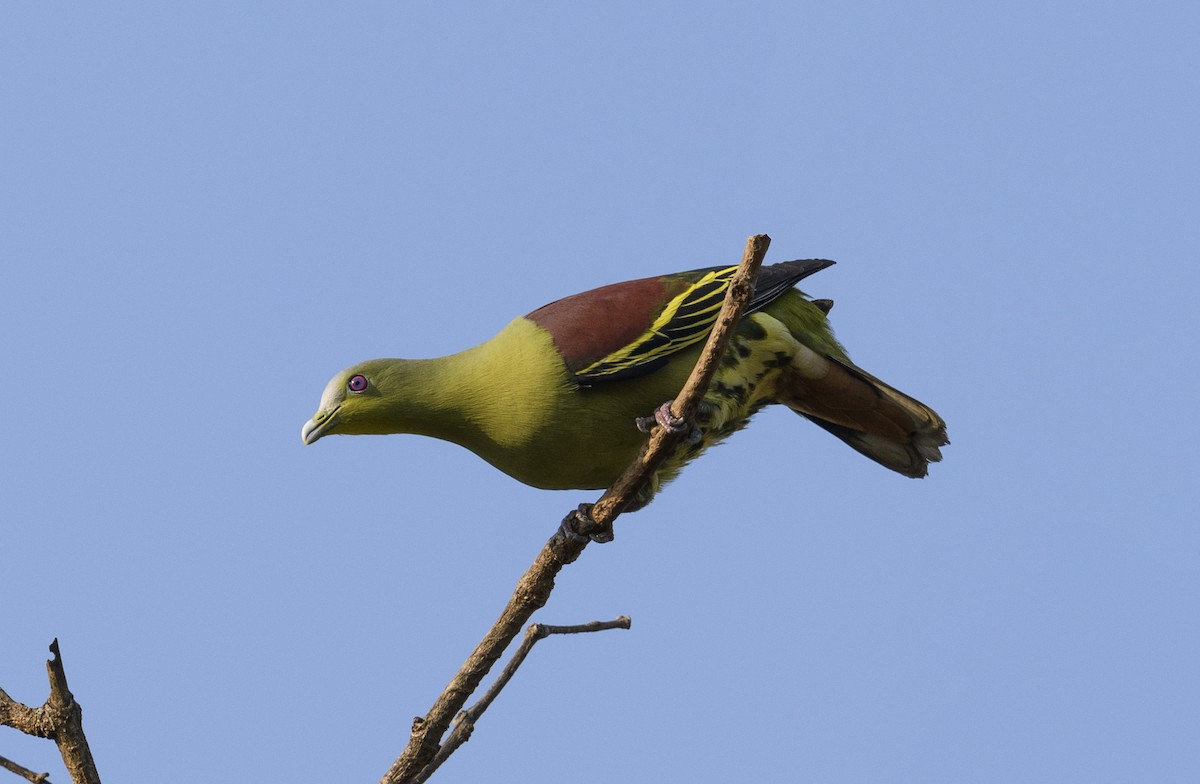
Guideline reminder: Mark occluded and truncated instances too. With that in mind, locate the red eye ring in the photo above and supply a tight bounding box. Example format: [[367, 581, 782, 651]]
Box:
[[347, 374, 369, 393]]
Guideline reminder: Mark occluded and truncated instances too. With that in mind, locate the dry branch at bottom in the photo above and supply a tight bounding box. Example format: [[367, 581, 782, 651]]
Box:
[[0, 640, 102, 784]]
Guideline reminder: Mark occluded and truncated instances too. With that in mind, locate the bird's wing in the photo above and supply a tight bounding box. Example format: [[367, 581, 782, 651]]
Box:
[[525, 259, 835, 384]]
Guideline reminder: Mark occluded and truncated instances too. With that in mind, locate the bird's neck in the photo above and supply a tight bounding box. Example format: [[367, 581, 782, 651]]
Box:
[[374, 355, 483, 444], [379, 317, 570, 452]]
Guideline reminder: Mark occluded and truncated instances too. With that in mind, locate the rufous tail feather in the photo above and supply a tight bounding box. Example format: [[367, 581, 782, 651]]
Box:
[[780, 350, 948, 478]]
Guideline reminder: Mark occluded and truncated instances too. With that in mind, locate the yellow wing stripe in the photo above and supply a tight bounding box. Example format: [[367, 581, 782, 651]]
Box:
[[576, 265, 736, 380]]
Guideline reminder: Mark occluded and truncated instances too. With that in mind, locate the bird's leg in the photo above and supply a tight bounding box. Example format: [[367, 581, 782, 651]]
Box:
[[621, 483, 656, 513], [636, 400, 704, 444], [562, 397, 720, 547], [559, 503, 614, 544]]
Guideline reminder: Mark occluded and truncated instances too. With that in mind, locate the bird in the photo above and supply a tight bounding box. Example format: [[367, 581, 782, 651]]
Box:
[[302, 259, 948, 507]]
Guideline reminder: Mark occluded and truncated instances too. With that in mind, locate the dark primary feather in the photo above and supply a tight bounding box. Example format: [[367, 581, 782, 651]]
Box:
[[749, 259, 837, 310]]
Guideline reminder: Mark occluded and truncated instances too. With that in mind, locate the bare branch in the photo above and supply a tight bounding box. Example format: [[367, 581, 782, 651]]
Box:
[[465, 616, 632, 722], [381, 235, 770, 784], [0, 691, 49, 739], [0, 641, 101, 784], [413, 617, 632, 783], [0, 754, 52, 783]]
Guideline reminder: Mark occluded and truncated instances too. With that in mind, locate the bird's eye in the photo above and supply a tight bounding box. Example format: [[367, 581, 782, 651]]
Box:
[[347, 374, 369, 393]]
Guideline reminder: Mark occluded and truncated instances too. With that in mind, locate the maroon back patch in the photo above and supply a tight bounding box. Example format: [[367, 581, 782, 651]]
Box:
[[525, 274, 679, 374]]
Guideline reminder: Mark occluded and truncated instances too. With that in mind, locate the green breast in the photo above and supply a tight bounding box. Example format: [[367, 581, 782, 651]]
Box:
[[458, 316, 697, 490]]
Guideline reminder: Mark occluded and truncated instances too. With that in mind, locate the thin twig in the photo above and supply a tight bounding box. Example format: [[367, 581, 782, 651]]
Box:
[[466, 617, 632, 721], [381, 235, 771, 784], [0, 754, 52, 783], [413, 617, 632, 783]]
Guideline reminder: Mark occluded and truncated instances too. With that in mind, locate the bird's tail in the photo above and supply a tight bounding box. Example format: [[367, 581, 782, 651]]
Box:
[[779, 350, 948, 478]]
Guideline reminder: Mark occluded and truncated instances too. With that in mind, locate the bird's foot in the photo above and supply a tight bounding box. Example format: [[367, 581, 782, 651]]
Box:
[[636, 401, 702, 444], [558, 503, 614, 544], [636, 401, 686, 433]]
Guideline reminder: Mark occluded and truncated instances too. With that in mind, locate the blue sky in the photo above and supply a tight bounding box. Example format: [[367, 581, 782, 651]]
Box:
[[3, 3, 1197, 782]]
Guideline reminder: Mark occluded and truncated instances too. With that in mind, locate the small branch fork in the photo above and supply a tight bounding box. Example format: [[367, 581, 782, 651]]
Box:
[[382, 235, 771, 784], [0, 640, 101, 784], [411, 616, 632, 784]]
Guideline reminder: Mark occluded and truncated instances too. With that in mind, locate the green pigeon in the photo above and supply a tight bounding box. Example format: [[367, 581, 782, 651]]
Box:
[[302, 260, 948, 503]]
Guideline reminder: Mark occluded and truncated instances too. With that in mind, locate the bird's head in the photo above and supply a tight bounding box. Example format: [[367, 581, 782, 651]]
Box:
[[301, 359, 398, 445]]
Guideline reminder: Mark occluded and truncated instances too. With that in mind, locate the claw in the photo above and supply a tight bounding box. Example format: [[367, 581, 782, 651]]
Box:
[[637, 401, 688, 433], [636, 401, 702, 444], [558, 503, 614, 544]]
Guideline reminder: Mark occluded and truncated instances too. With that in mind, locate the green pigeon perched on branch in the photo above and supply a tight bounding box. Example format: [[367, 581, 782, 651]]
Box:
[[302, 260, 948, 504]]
